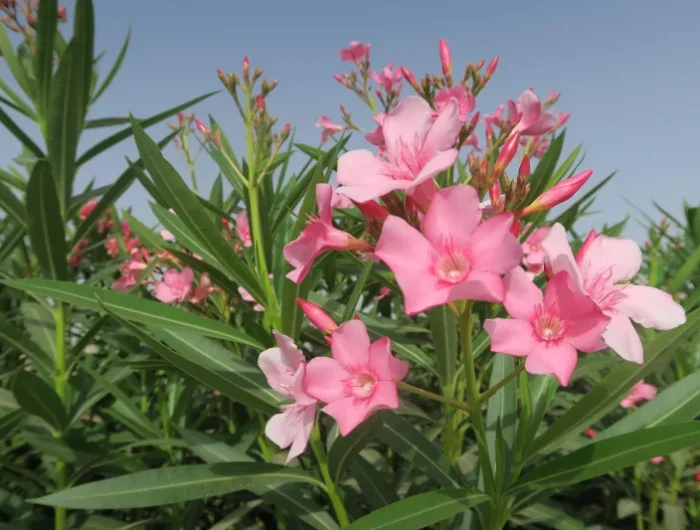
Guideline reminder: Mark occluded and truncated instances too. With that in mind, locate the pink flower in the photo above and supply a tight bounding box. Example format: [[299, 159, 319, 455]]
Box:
[[364, 113, 386, 150], [370, 62, 402, 92], [235, 211, 252, 247], [284, 184, 373, 284], [189, 273, 216, 304], [484, 105, 504, 129], [434, 87, 475, 123], [111, 256, 148, 293], [650, 456, 664, 465], [258, 332, 317, 462], [464, 132, 481, 152], [238, 286, 264, 312], [305, 320, 407, 436], [520, 170, 592, 217], [621, 380, 658, 409], [105, 237, 120, 258], [331, 191, 353, 210], [374, 185, 523, 315], [161, 229, 175, 241], [316, 116, 345, 144], [155, 267, 194, 304], [336, 96, 460, 203], [79, 199, 98, 221], [542, 223, 686, 363], [376, 286, 391, 300], [484, 267, 610, 386], [340, 41, 370, 63], [522, 227, 551, 276], [508, 89, 556, 137]]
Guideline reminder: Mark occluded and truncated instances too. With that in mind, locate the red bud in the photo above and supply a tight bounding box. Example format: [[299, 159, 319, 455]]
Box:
[[485, 56, 499, 78], [585, 428, 597, 439], [468, 111, 480, 130], [518, 155, 531, 178], [520, 169, 593, 217], [256, 93, 265, 111], [438, 38, 452, 77], [494, 132, 521, 174], [296, 298, 338, 334], [354, 200, 389, 222]]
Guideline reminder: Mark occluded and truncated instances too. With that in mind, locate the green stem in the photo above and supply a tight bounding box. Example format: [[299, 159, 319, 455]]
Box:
[[634, 465, 644, 530], [53, 304, 67, 530], [480, 365, 525, 403], [309, 426, 349, 529], [396, 381, 470, 413], [460, 304, 494, 495], [649, 483, 659, 530], [181, 133, 199, 194]]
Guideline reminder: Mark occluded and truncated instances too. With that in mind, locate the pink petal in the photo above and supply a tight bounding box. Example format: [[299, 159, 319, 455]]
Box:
[[315, 184, 335, 225], [421, 98, 461, 157], [602, 311, 644, 364], [374, 216, 446, 315], [526, 343, 578, 386], [154, 283, 177, 304], [368, 336, 408, 381], [367, 380, 400, 415], [467, 213, 523, 274], [615, 285, 686, 330], [305, 357, 348, 403], [503, 266, 543, 320], [484, 318, 537, 356], [336, 150, 386, 188], [382, 96, 434, 152], [258, 337, 303, 398], [422, 185, 482, 249], [323, 396, 372, 437], [265, 411, 296, 450], [286, 405, 316, 462], [180, 267, 195, 286], [412, 149, 459, 189], [541, 223, 584, 291], [450, 270, 505, 303], [331, 320, 371, 368], [580, 235, 642, 285], [163, 269, 181, 287]]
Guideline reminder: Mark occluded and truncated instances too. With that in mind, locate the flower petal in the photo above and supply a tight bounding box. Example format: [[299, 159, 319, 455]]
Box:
[[422, 185, 481, 249], [580, 234, 642, 285], [421, 98, 461, 156], [381, 96, 434, 151], [526, 342, 578, 386], [503, 266, 543, 320], [484, 318, 536, 357], [330, 320, 371, 368], [450, 270, 505, 303], [467, 213, 522, 274], [323, 396, 373, 437], [368, 336, 408, 381], [305, 357, 348, 403], [602, 311, 644, 364], [412, 149, 459, 188], [615, 285, 686, 330], [541, 223, 584, 290], [265, 411, 297, 450], [286, 405, 316, 462]]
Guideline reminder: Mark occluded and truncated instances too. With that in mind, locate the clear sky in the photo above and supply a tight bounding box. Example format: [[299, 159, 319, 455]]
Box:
[[1, 0, 698, 241]]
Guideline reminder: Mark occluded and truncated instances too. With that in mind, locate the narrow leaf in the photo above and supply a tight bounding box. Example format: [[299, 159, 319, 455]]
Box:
[[13, 371, 68, 431]]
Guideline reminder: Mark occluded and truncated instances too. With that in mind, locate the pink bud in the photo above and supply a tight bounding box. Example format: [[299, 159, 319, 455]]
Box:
[[474, 60, 485, 71], [468, 111, 480, 130], [401, 66, 421, 94], [547, 90, 561, 104], [488, 181, 503, 213], [518, 155, 530, 178], [585, 428, 597, 439], [195, 119, 210, 136], [177, 112, 185, 125], [509, 217, 521, 237], [354, 199, 389, 222], [334, 73, 348, 87], [297, 298, 338, 334], [494, 132, 521, 173], [281, 123, 291, 135], [57, 6, 67, 21], [256, 93, 265, 111], [520, 169, 593, 217], [485, 56, 499, 78], [438, 38, 452, 76]]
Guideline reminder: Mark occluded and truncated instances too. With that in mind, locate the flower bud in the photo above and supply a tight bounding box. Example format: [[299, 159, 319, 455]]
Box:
[[296, 298, 338, 334], [488, 180, 502, 211], [468, 111, 480, 130], [400, 66, 422, 94], [195, 119, 210, 136], [474, 59, 485, 71], [494, 132, 521, 174], [547, 90, 561, 104], [242, 56, 250, 83], [518, 155, 530, 179], [520, 169, 593, 217], [585, 428, 597, 439], [27, 13, 36, 27], [354, 199, 389, 222], [57, 6, 67, 21], [485, 56, 499, 79], [256, 93, 265, 112], [694, 471, 700, 483], [438, 38, 452, 77], [509, 217, 521, 237], [279, 123, 291, 143], [177, 112, 185, 126]]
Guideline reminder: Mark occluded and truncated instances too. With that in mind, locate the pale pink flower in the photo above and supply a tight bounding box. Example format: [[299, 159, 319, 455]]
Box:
[[331, 191, 353, 210], [374, 185, 523, 315], [508, 89, 556, 137], [434, 86, 475, 123], [464, 132, 481, 152], [161, 229, 175, 241], [522, 227, 551, 276], [259, 332, 317, 462], [284, 184, 373, 284], [621, 380, 658, 409], [79, 199, 98, 221], [340, 41, 370, 63], [238, 286, 264, 312], [650, 456, 664, 465], [235, 211, 252, 247], [155, 267, 194, 304], [336, 96, 460, 203], [484, 267, 610, 386], [370, 62, 402, 91], [305, 320, 408, 436], [316, 116, 345, 144], [542, 223, 686, 363]]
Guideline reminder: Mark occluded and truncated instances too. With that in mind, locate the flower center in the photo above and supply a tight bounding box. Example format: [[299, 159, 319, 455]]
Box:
[[346, 372, 377, 399], [533, 308, 566, 342], [436, 251, 469, 284]]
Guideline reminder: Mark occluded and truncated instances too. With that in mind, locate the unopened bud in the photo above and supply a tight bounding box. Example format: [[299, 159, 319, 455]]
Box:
[[547, 90, 561, 104], [468, 111, 480, 130], [400, 66, 421, 94], [256, 93, 265, 112], [543, 260, 554, 280], [252, 67, 263, 85], [27, 13, 36, 27], [494, 132, 521, 174], [438, 38, 452, 76], [195, 119, 210, 136], [177, 112, 185, 126], [485, 56, 499, 79], [585, 428, 597, 439], [242, 56, 250, 83], [509, 217, 521, 237], [488, 181, 503, 213], [57, 6, 67, 21], [279, 123, 291, 143], [297, 298, 338, 334], [520, 169, 593, 217], [518, 155, 530, 179], [354, 199, 389, 222]]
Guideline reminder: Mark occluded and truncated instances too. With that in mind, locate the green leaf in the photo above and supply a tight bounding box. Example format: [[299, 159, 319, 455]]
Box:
[[178, 428, 250, 464], [20, 302, 56, 359], [595, 370, 700, 442], [91, 26, 130, 104], [485, 354, 517, 484], [0, 105, 45, 158], [428, 305, 458, 387], [48, 39, 89, 211], [516, 422, 700, 491], [0, 25, 32, 98], [0, 409, 27, 441], [72, 0, 95, 102], [0, 167, 27, 191], [34, 0, 58, 117], [0, 74, 34, 117], [0, 181, 28, 229], [2, 279, 262, 348], [528, 308, 700, 458], [131, 119, 265, 303], [12, 371, 68, 431], [345, 489, 489, 530], [349, 456, 400, 510], [377, 411, 462, 488], [328, 414, 382, 483], [0, 321, 53, 376], [26, 161, 66, 280], [667, 245, 700, 294], [525, 132, 566, 204], [77, 91, 218, 167], [30, 462, 324, 509]]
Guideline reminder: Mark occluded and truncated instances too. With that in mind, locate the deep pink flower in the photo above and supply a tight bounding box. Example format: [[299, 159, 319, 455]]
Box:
[[259, 332, 317, 462], [105, 237, 120, 258], [336, 96, 460, 203], [79, 199, 98, 221], [434, 87, 475, 123], [484, 267, 610, 386], [542, 223, 686, 363], [374, 185, 523, 315], [111, 256, 148, 293], [522, 227, 551, 276], [155, 267, 194, 304], [621, 380, 657, 409], [235, 211, 252, 247], [508, 89, 556, 137], [305, 320, 408, 436], [284, 184, 373, 284], [316, 116, 345, 144], [297, 298, 338, 334], [370, 62, 402, 92], [520, 170, 592, 217], [189, 273, 216, 304], [340, 41, 370, 63]]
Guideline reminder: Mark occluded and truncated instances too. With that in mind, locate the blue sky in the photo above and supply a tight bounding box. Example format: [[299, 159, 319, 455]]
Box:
[[1, 0, 698, 241]]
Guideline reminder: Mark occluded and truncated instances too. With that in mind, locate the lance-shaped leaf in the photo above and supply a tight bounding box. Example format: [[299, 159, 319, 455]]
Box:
[[13, 371, 68, 432], [26, 161, 66, 280], [0, 181, 28, 229], [0, 25, 32, 98], [33, 0, 57, 117], [328, 413, 383, 483], [91, 26, 130, 104], [0, 105, 45, 158]]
